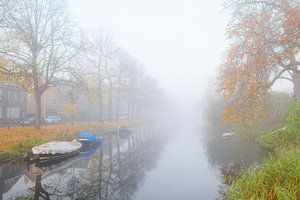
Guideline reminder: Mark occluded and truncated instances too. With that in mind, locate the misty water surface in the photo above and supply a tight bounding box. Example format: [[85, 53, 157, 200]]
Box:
[[1, 120, 266, 200]]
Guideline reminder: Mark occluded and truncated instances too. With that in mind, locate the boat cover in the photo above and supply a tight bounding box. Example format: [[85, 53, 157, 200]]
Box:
[[77, 132, 103, 143], [32, 140, 82, 155]]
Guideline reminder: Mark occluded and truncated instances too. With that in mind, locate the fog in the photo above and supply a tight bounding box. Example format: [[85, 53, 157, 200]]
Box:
[[1, 1, 299, 199], [70, 0, 227, 109]]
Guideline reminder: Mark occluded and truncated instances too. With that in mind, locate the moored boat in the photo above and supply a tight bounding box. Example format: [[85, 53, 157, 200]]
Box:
[[28, 140, 82, 164], [77, 132, 103, 150]]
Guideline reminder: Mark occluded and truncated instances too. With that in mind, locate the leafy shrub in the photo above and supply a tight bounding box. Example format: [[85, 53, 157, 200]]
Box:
[[259, 101, 300, 152], [287, 101, 300, 133], [259, 127, 300, 152]]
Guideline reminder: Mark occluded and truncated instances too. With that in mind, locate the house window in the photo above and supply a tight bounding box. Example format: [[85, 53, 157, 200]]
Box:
[[7, 108, 20, 119]]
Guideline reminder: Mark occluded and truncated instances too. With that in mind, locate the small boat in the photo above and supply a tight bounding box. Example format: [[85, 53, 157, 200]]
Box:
[[77, 132, 103, 150], [30, 140, 82, 164], [119, 127, 132, 139], [222, 132, 236, 139]]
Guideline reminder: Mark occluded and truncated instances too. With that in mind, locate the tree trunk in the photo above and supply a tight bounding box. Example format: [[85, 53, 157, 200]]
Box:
[[108, 82, 113, 121], [115, 86, 121, 121], [98, 68, 103, 122], [130, 104, 135, 120], [98, 144, 103, 199], [135, 104, 140, 119], [99, 89, 103, 122], [127, 102, 131, 120], [293, 71, 300, 100], [34, 89, 42, 129]]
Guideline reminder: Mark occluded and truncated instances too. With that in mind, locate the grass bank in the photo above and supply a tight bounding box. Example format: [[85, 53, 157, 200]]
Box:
[[224, 151, 300, 200], [0, 120, 140, 162], [224, 101, 300, 200]]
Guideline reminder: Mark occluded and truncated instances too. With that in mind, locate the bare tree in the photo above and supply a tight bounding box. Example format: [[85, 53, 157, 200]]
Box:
[[83, 30, 115, 122], [125, 64, 145, 120], [101, 39, 118, 121], [114, 49, 133, 121], [0, 0, 81, 129], [0, 0, 12, 25]]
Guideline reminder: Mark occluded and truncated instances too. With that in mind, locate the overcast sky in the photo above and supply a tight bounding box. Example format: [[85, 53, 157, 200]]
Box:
[[68, 0, 230, 109]]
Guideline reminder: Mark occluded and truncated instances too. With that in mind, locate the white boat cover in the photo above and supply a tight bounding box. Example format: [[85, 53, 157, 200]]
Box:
[[32, 140, 82, 155]]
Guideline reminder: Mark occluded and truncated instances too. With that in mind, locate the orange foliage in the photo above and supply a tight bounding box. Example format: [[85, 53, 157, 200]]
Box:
[[219, 0, 300, 127]]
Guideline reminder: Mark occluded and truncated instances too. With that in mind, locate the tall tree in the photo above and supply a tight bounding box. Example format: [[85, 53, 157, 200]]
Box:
[[114, 49, 133, 121], [101, 38, 118, 121], [219, 0, 300, 127], [0, 0, 80, 129], [83, 30, 114, 122], [125, 62, 143, 120]]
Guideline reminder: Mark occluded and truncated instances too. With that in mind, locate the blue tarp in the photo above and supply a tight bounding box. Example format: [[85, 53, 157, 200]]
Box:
[[77, 132, 103, 143]]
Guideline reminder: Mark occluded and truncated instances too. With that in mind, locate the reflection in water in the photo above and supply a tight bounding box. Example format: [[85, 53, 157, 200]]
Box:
[[199, 123, 267, 195], [0, 122, 267, 200], [0, 162, 27, 200], [1, 125, 165, 200], [200, 124, 266, 168]]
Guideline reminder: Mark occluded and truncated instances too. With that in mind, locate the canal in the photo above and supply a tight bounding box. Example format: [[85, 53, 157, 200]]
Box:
[[0, 120, 266, 200]]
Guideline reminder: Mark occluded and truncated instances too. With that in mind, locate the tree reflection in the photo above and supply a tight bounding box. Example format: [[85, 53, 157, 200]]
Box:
[[200, 123, 266, 168], [199, 123, 268, 197], [10, 125, 164, 200]]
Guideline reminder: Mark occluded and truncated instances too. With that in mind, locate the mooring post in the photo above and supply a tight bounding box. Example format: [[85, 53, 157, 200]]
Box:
[[34, 174, 41, 200]]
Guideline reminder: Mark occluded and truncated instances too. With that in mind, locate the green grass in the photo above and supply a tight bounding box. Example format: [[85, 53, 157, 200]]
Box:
[[224, 151, 300, 200], [224, 101, 300, 200], [259, 127, 300, 153]]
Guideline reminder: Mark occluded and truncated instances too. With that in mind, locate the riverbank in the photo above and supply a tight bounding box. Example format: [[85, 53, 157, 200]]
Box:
[[0, 120, 140, 162], [224, 101, 300, 199]]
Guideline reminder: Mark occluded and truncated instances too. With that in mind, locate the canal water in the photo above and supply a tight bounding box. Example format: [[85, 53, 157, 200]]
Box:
[[0, 120, 265, 200]]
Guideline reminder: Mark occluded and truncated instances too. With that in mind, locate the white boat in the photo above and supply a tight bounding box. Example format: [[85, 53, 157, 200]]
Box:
[[31, 140, 82, 164]]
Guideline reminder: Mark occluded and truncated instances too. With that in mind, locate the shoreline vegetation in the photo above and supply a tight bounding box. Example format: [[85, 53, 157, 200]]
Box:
[[224, 101, 300, 199], [203, 89, 300, 199], [0, 120, 141, 163], [217, 0, 300, 198]]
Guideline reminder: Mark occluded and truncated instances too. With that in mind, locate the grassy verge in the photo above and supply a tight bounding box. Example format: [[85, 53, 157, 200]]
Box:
[[0, 120, 140, 162], [224, 101, 300, 200], [224, 151, 300, 200]]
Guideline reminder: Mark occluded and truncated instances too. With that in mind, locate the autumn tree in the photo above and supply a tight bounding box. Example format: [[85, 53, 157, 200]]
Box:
[[0, 0, 81, 129], [219, 0, 300, 127]]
